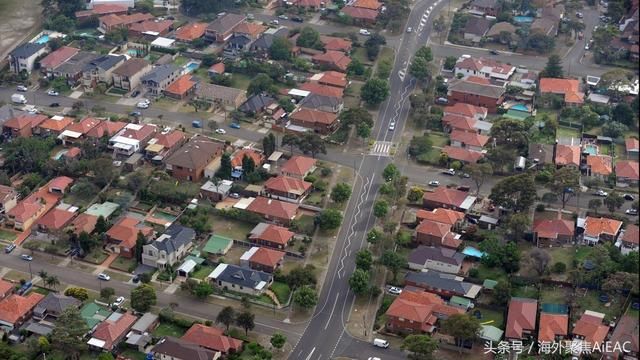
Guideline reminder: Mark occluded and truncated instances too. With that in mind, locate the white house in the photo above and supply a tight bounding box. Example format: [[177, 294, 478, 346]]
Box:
[[9, 43, 47, 74], [141, 225, 195, 269], [454, 56, 516, 81]]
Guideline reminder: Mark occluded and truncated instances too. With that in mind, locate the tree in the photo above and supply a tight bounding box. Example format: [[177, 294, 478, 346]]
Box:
[[407, 187, 424, 202], [380, 250, 405, 282], [356, 123, 371, 142], [612, 103, 634, 126], [588, 198, 603, 216], [493, 281, 511, 306], [216, 306, 236, 331], [247, 73, 277, 96], [441, 314, 481, 349], [286, 265, 317, 289], [45, 275, 60, 290], [409, 56, 432, 81], [373, 199, 389, 221], [297, 133, 326, 158], [541, 54, 563, 78], [347, 58, 366, 76], [604, 192, 624, 213], [262, 133, 277, 157], [97, 354, 114, 360], [316, 209, 343, 230], [361, 78, 390, 106], [269, 37, 292, 61], [602, 121, 628, 138], [51, 307, 89, 358], [383, 163, 401, 181], [130, 284, 156, 312], [296, 27, 323, 49], [402, 334, 438, 360], [242, 155, 256, 174], [331, 183, 352, 203], [64, 287, 89, 301], [193, 282, 214, 298], [348, 269, 370, 296], [236, 311, 255, 335], [490, 118, 529, 152], [466, 163, 493, 195], [443, 56, 457, 70], [548, 167, 580, 209], [4, 136, 56, 174], [507, 213, 531, 241], [408, 134, 433, 157], [355, 249, 373, 271], [45, 14, 76, 33], [525, 32, 555, 53], [367, 228, 382, 244], [217, 153, 232, 179], [489, 173, 537, 212], [281, 133, 300, 155], [602, 272, 638, 295], [100, 287, 115, 303], [340, 107, 373, 128], [293, 285, 318, 309], [95, 215, 109, 234], [135, 232, 146, 264], [414, 46, 433, 62], [271, 333, 286, 351], [433, 15, 446, 33], [528, 248, 552, 277]]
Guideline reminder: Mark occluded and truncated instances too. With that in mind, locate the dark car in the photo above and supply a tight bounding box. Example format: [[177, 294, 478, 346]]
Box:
[[489, 49, 499, 55], [129, 111, 142, 117], [131, 90, 140, 97], [292, 16, 304, 22], [49, 102, 60, 107]]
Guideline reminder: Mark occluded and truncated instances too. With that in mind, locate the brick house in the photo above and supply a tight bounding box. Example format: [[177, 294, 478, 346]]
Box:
[[279, 156, 317, 179], [385, 290, 463, 334], [443, 103, 488, 121], [538, 312, 568, 343], [572, 311, 609, 348], [248, 223, 295, 249], [164, 137, 225, 181], [415, 208, 465, 230], [554, 144, 581, 169], [181, 324, 243, 355], [0, 185, 18, 215], [312, 51, 352, 72], [105, 217, 154, 258], [449, 129, 490, 152], [58, 117, 102, 146], [505, 298, 538, 340], [246, 197, 299, 226], [289, 108, 340, 134], [112, 58, 152, 91], [618, 224, 639, 255], [447, 79, 506, 113], [586, 155, 613, 179], [264, 176, 312, 203], [3, 114, 47, 138], [87, 312, 138, 351], [404, 270, 482, 299], [422, 187, 477, 212], [582, 216, 623, 245], [408, 246, 465, 274], [539, 78, 584, 106], [205, 13, 246, 42], [533, 219, 575, 247], [616, 160, 639, 186], [0, 293, 45, 331], [415, 220, 462, 249], [240, 246, 285, 273]]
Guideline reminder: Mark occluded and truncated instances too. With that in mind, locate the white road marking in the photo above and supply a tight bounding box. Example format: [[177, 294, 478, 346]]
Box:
[[324, 292, 340, 330], [369, 141, 393, 156], [305, 347, 316, 360]]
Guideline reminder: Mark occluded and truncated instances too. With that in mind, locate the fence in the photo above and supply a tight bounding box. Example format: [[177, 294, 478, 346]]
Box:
[[231, 239, 304, 259]]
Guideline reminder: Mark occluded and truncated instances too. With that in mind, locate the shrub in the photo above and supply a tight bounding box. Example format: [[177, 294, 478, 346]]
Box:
[[552, 262, 567, 273], [468, 268, 479, 278], [64, 287, 89, 301], [535, 204, 546, 212]]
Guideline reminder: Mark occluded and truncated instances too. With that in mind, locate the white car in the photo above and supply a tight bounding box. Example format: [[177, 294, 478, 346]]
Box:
[[428, 180, 440, 187], [406, 27, 413, 33], [47, 90, 59, 96], [136, 102, 149, 109], [359, 29, 371, 36], [21, 254, 33, 261], [25, 106, 39, 114], [593, 189, 608, 197], [388, 286, 402, 295], [626, 209, 638, 215], [443, 168, 456, 176], [98, 273, 111, 281], [585, 44, 590, 50], [215, 128, 226, 134], [388, 122, 395, 131], [16, 85, 28, 92], [140, 98, 151, 105], [271, 19, 279, 25], [112, 296, 125, 307], [368, 358, 382, 360], [278, 14, 288, 20]]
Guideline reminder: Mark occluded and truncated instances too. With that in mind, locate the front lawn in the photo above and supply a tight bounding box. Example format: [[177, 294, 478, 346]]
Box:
[[270, 282, 291, 304], [119, 350, 146, 360], [192, 266, 215, 280], [153, 322, 188, 337], [110, 256, 137, 273], [82, 248, 109, 264], [211, 215, 255, 240], [0, 229, 17, 241]]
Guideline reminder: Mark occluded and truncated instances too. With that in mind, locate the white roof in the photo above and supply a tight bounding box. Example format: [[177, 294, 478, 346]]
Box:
[[233, 197, 255, 210], [288, 89, 311, 97], [112, 136, 139, 146], [207, 263, 228, 279], [459, 196, 477, 210], [51, 115, 64, 121], [59, 130, 82, 139], [285, 124, 310, 133], [255, 281, 268, 291], [240, 246, 259, 261], [87, 338, 106, 348], [151, 37, 175, 48], [177, 259, 197, 273], [464, 284, 483, 299], [268, 151, 283, 162], [124, 123, 143, 130], [113, 142, 133, 150]]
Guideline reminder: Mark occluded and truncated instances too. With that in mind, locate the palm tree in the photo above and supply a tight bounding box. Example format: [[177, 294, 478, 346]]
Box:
[[38, 270, 48, 280], [45, 275, 60, 290]]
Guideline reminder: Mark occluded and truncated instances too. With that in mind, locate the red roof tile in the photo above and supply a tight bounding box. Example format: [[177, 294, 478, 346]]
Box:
[[165, 75, 196, 96], [36, 208, 75, 230], [555, 145, 580, 166], [386, 290, 463, 328], [7, 198, 43, 223], [538, 313, 568, 342], [246, 197, 299, 222], [209, 62, 225, 74], [573, 311, 609, 345], [442, 114, 477, 131], [415, 208, 465, 225], [450, 130, 489, 148], [64, 147, 81, 158], [584, 217, 622, 238], [86, 121, 127, 138], [616, 160, 639, 180], [153, 130, 186, 149], [606, 314, 639, 357], [234, 22, 267, 38], [39, 46, 79, 69], [539, 78, 584, 104], [62, 117, 101, 136], [443, 103, 488, 118], [231, 149, 265, 168], [4, 114, 47, 131], [423, 187, 469, 208], [290, 108, 339, 126], [416, 219, 453, 238], [91, 312, 137, 349], [353, 0, 383, 9], [49, 176, 74, 192], [106, 217, 153, 250], [341, 5, 379, 20], [250, 223, 295, 246], [0, 279, 13, 296], [174, 22, 208, 41], [280, 156, 316, 177], [0, 293, 45, 325], [70, 213, 98, 235], [310, 71, 348, 88], [312, 50, 352, 72], [319, 36, 353, 52], [622, 224, 639, 245], [505, 298, 538, 339], [264, 176, 312, 196], [249, 247, 285, 268], [299, 82, 344, 98], [442, 146, 484, 163], [625, 137, 639, 152], [100, 13, 154, 28], [182, 324, 243, 353], [533, 219, 575, 239], [38, 116, 73, 132], [586, 155, 613, 175], [129, 19, 173, 34]]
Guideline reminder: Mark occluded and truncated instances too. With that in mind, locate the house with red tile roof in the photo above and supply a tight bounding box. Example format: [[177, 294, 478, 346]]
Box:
[[539, 78, 584, 106], [341, 6, 379, 24], [449, 129, 490, 151], [0, 185, 18, 216], [264, 176, 312, 203], [246, 197, 299, 226], [39, 46, 79, 76], [249, 223, 295, 249], [0, 279, 14, 300], [385, 289, 463, 334], [35, 207, 76, 233], [69, 213, 98, 235], [48, 176, 74, 195], [233, 22, 268, 40], [75, 4, 129, 21], [618, 224, 639, 255], [174, 22, 208, 42], [312, 50, 352, 72], [280, 156, 317, 179], [181, 324, 243, 355], [603, 314, 639, 360], [35, 115, 73, 136], [299, 82, 344, 98], [615, 160, 639, 186], [99, 13, 154, 33], [352, 0, 383, 10], [164, 75, 197, 100], [625, 137, 639, 159], [442, 146, 484, 164], [505, 298, 538, 340], [128, 19, 174, 36], [85, 120, 127, 140], [538, 312, 568, 343], [241, 246, 285, 273], [582, 216, 623, 245], [415, 208, 465, 228], [208, 62, 225, 76], [87, 312, 137, 351], [309, 71, 348, 89], [442, 114, 492, 135], [319, 35, 353, 53], [0, 292, 45, 330], [3, 114, 48, 138], [6, 198, 46, 231], [144, 129, 187, 162], [443, 103, 488, 121], [423, 187, 477, 212], [106, 217, 154, 258], [415, 220, 462, 249], [586, 155, 613, 179], [289, 0, 324, 9], [572, 310, 609, 348], [554, 144, 581, 169], [289, 107, 340, 134], [63, 147, 82, 162], [231, 149, 265, 168], [533, 219, 575, 247]]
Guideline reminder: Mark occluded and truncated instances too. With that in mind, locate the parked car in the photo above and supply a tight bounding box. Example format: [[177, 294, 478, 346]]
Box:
[[443, 168, 456, 176], [270, 19, 279, 25], [49, 103, 60, 107], [230, 192, 240, 199], [576, 12, 584, 18], [16, 85, 28, 92], [4, 244, 16, 253], [428, 180, 440, 187], [373, 338, 389, 348], [215, 128, 226, 134], [112, 296, 125, 307], [593, 189, 608, 197], [136, 102, 149, 109], [47, 90, 59, 96], [98, 273, 111, 281], [406, 27, 413, 33], [359, 29, 371, 36], [21, 254, 33, 261], [247, 13, 255, 20], [131, 90, 140, 97], [132, 274, 140, 283], [130, 111, 142, 117], [192, 120, 202, 128], [623, 194, 635, 201], [435, 97, 449, 105], [230, 122, 241, 129], [489, 49, 499, 55], [388, 287, 402, 295], [292, 16, 304, 22], [388, 122, 395, 131], [626, 209, 638, 215], [278, 14, 288, 20]]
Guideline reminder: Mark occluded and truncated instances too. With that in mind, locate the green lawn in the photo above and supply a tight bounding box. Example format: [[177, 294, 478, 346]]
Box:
[[119, 350, 147, 360], [83, 248, 109, 264], [192, 266, 215, 280], [153, 322, 188, 337], [0, 229, 17, 241], [556, 126, 580, 139], [304, 191, 324, 206], [575, 246, 595, 262], [476, 308, 505, 328], [32, 287, 51, 296], [547, 247, 575, 269], [211, 215, 255, 240], [428, 132, 448, 147], [270, 281, 291, 304], [475, 264, 508, 283], [231, 73, 252, 91], [173, 56, 188, 66], [574, 290, 624, 322], [540, 285, 570, 304], [352, 47, 373, 65], [110, 256, 137, 273], [512, 285, 539, 299]]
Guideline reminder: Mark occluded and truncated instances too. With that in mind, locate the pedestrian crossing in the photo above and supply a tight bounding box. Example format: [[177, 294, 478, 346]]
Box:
[[370, 141, 394, 156]]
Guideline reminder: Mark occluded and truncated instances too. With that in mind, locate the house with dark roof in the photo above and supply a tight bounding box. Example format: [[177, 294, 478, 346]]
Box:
[[164, 137, 225, 181], [87, 312, 138, 351], [404, 270, 482, 299], [238, 94, 276, 116], [9, 43, 47, 74], [112, 58, 152, 91], [463, 17, 492, 43], [385, 289, 463, 334], [529, 143, 554, 164], [151, 336, 220, 360], [207, 263, 272, 296], [264, 175, 312, 203], [240, 246, 285, 273], [280, 156, 317, 179], [246, 197, 299, 226], [51, 51, 98, 86], [408, 246, 465, 274], [195, 83, 247, 109], [250, 28, 290, 57], [423, 187, 477, 212], [299, 93, 343, 113], [141, 64, 181, 96], [505, 297, 538, 340], [224, 34, 253, 58], [141, 224, 196, 269], [248, 223, 295, 249], [82, 54, 126, 89], [533, 218, 575, 247], [33, 293, 81, 320], [469, 0, 501, 16], [289, 107, 340, 134], [447, 79, 506, 113], [205, 13, 246, 42]]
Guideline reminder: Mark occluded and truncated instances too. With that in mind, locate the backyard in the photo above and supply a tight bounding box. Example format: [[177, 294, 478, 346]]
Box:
[[211, 215, 255, 240], [539, 285, 571, 305], [474, 307, 504, 328], [191, 265, 215, 280], [573, 289, 624, 322], [153, 322, 188, 338]]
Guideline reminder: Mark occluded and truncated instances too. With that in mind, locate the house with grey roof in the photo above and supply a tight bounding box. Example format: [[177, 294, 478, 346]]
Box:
[[141, 64, 181, 96], [9, 43, 47, 74], [82, 54, 126, 89], [33, 293, 81, 320], [207, 263, 273, 296], [52, 51, 99, 86], [141, 224, 196, 269], [404, 270, 483, 299], [238, 94, 276, 116], [408, 246, 465, 274], [463, 16, 492, 43], [205, 13, 246, 42], [469, 0, 501, 16], [250, 28, 289, 57], [299, 93, 343, 113], [112, 58, 153, 91], [195, 83, 247, 108], [224, 34, 253, 58]]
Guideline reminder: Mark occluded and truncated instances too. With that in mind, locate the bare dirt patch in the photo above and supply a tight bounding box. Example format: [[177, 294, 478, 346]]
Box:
[[0, 0, 42, 62]]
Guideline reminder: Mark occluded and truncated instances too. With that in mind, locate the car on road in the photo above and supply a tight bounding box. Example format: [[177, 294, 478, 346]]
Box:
[[576, 12, 584, 18], [20, 254, 33, 261], [593, 189, 608, 197], [98, 273, 111, 281], [435, 97, 449, 105], [49, 103, 60, 107], [230, 192, 240, 199], [230, 122, 241, 129], [406, 27, 413, 33], [131, 90, 140, 97], [489, 49, 499, 55], [26, 106, 39, 114], [270, 19, 279, 25], [461, 172, 470, 178], [132, 274, 140, 283], [292, 16, 304, 22], [130, 111, 142, 117], [136, 102, 149, 109], [47, 90, 59, 96], [623, 194, 635, 201], [247, 13, 255, 20], [443, 168, 456, 176], [388, 286, 402, 295], [626, 208, 638, 215], [388, 122, 395, 131], [215, 128, 226, 134], [16, 85, 28, 92], [428, 180, 440, 187], [112, 296, 125, 307], [373, 338, 389, 348], [4, 244, 16, 253], [585, 43, 590, 50], [359, 29, 371, 36], [278, 14, 288, 20], [368, 357, 382, 360]]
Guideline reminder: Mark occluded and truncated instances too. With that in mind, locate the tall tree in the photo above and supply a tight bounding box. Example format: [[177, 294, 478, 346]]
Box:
[[355, 249, 373, 271], [330, 183, 352, 203], [135, 232, 146, 264], [281, 133, 300, 155], [130, 284, 157, 312], [242, 155, 256, 174], [361, 78, 390, 106], [298, 133, 326, 158], [247, 73, 277, 96], [489, 173, 537, 212], [373, 199, 389, 221], [216, 306, 236, 331], [383, 163, 401, 181], [506, 213, 531, 241], [547, 167, 580, 209], [380, 250, 405, 282], [541, 54, 564, 78], [269, 37, 292, 61], [402, 335, 438, 360], [604, 192, 624, 213], [217, 153, 232, 179], [51, 307, 89, 359], [316, 209, 343, 230], [236, 311, 255, 335], [262, 133, 277, 157], [414, 46, 433, 62], [466, 163, 493, 195], [409, 56, 432, 81], [293, 285, 318, 309], [588, 198, 602, 215], [528, 248, 551, 277], [296, 27, 323, 49], [348, 269, 370, 296], [441, 314, 481, 349]]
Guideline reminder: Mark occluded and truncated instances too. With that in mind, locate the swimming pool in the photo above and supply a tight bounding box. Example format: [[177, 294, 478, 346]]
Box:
[[35, 34, 50, 44], [511, 103, 529, 112], [184, 62, 200, 73], [52, 149, 68, 160], [462, 247, 486, 258], [583, 144, 598, 155], [127, 49, 143, 57], [513, 16, 534, 23]]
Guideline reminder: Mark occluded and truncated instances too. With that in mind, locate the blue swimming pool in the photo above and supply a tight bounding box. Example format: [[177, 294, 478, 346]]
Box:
[[127, 49, 142, 56], [511, 103, 529, 112], [35, 34, 50, 44], [184, 62, 199, 73], [462, 247, 486, 258], [514, 16, 534, 23], [584, 144, 598, 155], [52, 149, 68, 160]]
